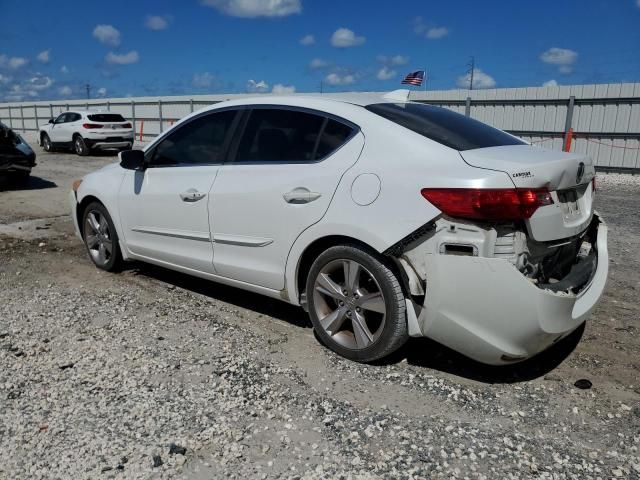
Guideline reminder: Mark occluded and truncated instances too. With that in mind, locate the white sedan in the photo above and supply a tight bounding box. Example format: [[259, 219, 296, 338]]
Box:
[[69, 91, 608, 364]]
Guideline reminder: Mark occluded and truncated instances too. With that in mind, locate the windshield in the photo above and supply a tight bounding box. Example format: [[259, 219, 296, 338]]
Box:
[[365, 102, 525, 151]]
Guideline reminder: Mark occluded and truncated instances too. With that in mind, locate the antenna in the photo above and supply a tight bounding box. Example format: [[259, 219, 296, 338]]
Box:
[[466, 57, 475, 90]]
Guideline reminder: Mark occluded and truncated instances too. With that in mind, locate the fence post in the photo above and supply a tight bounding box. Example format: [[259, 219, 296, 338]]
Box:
[[66, 103, 69, 111], [158, 100, 163, 133], [465, 96, 472, 117], [8, 106, 12, 129], [107, 101, 110, 111], [49, 103, 53, 120], [131, 100, 136, 139], [20, 104, 25, 132], [563, 95, 575, 151], [190, 98, 194, 113], [34, 104, 38, 131]]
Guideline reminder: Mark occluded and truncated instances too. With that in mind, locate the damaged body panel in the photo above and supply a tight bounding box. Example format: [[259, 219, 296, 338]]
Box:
[[396, 212, 607, 365]]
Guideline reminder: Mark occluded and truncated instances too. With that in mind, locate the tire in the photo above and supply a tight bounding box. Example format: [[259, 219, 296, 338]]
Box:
[[42, 134, 52, 152], [306, 244, 408, 363], [10, 171, 30, 185], [81, 202, 122, 272], [74, 135, 90, 156]]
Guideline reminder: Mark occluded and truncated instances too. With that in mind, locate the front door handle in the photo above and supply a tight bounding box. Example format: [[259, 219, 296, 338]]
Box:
[[180, 188, 206, 202], [283, 187, 322, 204]]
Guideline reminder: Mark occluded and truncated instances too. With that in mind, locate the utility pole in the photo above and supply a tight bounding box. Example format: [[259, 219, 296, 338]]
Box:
[[85, 84, 91, 99], [320, 80, 323, 94], [466, 56, 475, 90]]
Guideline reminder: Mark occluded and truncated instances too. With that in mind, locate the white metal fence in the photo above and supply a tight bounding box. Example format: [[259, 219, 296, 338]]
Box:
[[1, 83, 639, 171]]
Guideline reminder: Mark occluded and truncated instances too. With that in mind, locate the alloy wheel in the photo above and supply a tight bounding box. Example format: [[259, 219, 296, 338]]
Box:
[[84, 210, 113, 266], [312, 258, 386, 350], [75, 137, 85, 155]]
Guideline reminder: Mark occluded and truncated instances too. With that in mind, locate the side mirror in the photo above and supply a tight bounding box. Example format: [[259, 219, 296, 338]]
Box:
[[48, 119, 54, 124], [119, 149, 146, 171]]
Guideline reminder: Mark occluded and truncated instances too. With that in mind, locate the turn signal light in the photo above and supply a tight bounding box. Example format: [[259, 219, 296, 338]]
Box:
[[421, 188, 553, 221], [83, 123, 104, 129], [122, 123, 132, 128]]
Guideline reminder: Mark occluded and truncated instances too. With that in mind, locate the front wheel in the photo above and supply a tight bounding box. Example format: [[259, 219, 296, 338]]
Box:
[[42, 134, 52, 152], [74, 135, 90, 156], [82, 202, 122, 271], [306, 245, 408, 363]]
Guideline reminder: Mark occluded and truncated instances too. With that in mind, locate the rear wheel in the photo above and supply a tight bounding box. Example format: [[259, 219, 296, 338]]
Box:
[[74, 135, 90, 156], [42, 134, 52, 152], [82, 202, 122, 271], [306, 245, 408, 363]]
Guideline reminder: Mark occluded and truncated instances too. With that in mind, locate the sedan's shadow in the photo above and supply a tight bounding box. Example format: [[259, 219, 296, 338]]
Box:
[[0, 175, 57, 191], [125, 261, 582, 383], [127, 262, 310, 329], [385, 324, 585, 384]]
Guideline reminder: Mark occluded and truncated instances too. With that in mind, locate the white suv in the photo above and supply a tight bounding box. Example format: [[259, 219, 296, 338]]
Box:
[[39, 110, 134, 156]]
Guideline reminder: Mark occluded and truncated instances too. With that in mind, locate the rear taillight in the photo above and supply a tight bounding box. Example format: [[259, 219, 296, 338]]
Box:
[[421, 188, 554, 221], [82, 123, 104, 129], [122, 123, 132, 128]]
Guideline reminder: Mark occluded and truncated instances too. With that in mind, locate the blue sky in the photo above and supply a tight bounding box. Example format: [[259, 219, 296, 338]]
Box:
[[1, 0, 639, 102]]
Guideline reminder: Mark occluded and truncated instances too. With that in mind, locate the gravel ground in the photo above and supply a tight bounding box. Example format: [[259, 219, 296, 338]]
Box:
[[1, 141, 639, 479]]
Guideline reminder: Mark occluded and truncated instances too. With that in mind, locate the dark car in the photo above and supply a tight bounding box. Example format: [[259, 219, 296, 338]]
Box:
[[0, 121, 36, 183]]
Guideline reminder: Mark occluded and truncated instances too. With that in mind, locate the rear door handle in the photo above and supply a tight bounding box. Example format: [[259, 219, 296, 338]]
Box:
[[283, 187, 322, 204], [180, 188, 206, 202]]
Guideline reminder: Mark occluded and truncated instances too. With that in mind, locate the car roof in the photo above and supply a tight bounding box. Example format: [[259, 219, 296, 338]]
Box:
[[61, 110, 115, 115]]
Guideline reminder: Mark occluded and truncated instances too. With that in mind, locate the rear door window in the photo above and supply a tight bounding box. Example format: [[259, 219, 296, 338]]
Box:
[[234, 108, 326, 163], [150, 110, 237, 167], [315, 119, 354, 159], [365, 103, 525, 151]]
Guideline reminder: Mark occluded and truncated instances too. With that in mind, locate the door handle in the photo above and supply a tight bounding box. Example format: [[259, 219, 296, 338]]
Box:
[[180, 189, 206, 202], [283, 187, 322, 204]]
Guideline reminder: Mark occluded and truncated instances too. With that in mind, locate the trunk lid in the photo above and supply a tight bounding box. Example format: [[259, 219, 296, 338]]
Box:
[[460, 145, 596, 242]]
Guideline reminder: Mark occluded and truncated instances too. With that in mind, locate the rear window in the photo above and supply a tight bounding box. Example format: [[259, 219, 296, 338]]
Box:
[[87, 113, 126, 122], [365, 103, 525, 151]]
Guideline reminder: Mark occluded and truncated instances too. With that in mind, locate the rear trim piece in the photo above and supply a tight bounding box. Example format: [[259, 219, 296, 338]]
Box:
[[213, 234, 274, 247]]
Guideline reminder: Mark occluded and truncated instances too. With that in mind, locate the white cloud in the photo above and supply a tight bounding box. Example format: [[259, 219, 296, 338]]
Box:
[[93, 25, 121, 46], [105, 51, 139, 65], [426, 27, 449, 39], [247, 79, 269, 93], [28, 75, 54, 91], [325, 72, 355, 86], [97, 87, 107, 97], [558, 65, 573, 74], [60, 65, 69, 74], [200, 0, 301, 17], [193, 72, 216, 88], [299, 34, 315, 46], [145, 15, 170, 30], [0, 73, 11, 84], [330, 28, 365, 48], [36, 50, 51, 63], [0, 55, 28, 71], [272, 83, 295, 94], [59, 85, 72, 96], [413, 17, 449, 39], [377, 54, 409, 66], [456, 68, 496, 89], [309, 58, 329, 69], [543, 79, 559, 87], [376, 66, 396, 81], [540, 47, 577, 66]]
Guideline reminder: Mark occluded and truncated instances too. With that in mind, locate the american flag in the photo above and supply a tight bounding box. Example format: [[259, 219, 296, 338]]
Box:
[[401, 70, 425, 86]]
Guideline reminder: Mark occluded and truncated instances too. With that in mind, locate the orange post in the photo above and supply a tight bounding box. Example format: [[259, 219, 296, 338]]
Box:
[[563, 128, 574, 152], [139, 120, 144, 141]]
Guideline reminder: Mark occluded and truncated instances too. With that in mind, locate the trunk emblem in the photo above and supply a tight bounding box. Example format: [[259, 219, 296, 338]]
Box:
[[576, 162, 585, 184]]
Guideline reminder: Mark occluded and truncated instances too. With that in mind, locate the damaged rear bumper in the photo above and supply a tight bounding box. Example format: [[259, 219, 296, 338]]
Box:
[[412, 214, 608, 365]]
